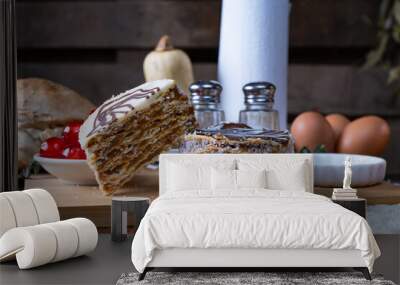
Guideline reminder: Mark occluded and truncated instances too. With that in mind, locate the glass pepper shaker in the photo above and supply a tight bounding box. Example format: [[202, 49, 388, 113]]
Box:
[[239, 82, 279, 130], [189, 80, 225, 129]]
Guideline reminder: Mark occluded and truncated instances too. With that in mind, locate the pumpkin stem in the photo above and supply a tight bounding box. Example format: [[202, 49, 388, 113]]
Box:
[[155, 35, 174, 51]]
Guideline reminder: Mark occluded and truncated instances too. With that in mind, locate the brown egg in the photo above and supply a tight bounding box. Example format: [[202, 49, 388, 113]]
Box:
[[325, 113, 350, 144], [291, 111, 335, 152], [337, 115, 390, 156]]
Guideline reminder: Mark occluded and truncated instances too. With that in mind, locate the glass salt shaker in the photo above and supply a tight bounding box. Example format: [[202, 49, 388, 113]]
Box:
[[189, 80, 225, 129], [239, 81, 279, 130]]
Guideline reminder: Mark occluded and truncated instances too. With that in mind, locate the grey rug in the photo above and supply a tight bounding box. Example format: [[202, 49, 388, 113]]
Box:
[[117, 272, 396, 285]]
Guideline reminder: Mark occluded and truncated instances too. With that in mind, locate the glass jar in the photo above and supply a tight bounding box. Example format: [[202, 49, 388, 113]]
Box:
[[239, 82, 279, 130], [189, 80, 225, 129]]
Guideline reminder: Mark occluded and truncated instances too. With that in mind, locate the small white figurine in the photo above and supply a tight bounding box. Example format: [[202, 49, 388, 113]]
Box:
[[332, 156, 357, 199], [342, 156, 352, 190]]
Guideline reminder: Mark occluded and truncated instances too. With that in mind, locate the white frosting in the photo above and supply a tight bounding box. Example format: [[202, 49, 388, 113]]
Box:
[[79, 79, 176, 147]]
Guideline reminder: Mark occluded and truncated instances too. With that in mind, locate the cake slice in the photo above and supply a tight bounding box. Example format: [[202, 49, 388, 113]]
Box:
[[79, 80, 195, 195], [180, 122, 293, 154]]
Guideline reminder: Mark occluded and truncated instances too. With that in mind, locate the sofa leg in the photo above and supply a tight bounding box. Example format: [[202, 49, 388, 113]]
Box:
[[138, 268, 148, 281], [354, 267, 371, 280]]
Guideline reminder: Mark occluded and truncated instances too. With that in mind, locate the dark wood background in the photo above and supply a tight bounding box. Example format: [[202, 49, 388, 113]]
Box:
[[15, 0, 400, 179]]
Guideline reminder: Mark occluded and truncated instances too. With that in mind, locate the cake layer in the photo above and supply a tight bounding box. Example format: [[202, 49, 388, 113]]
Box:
[[79, 80, 178, 146], [180, 123, 293, 154], [79, 80, 195, 195]]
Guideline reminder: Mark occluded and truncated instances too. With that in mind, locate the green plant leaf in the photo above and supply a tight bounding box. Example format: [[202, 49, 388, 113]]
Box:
[[393, 25, 400, 43], [388, 66, 400, 84], [393, 0, 400, 24], [380, 0, 393, 22], [314, 145, 327, 153], [365, 0, 400, 90], [299, 147, 311, 153], [363, 33, 389, 69]]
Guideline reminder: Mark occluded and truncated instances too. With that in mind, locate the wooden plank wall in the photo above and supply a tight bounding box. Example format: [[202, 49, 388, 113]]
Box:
[[16, 0, 400, 178]]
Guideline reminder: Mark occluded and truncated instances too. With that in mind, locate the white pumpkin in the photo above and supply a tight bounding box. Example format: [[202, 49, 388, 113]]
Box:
[[143, 35, 194, 94]]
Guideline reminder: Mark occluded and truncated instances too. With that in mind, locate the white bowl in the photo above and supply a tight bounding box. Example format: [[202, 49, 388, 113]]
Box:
[[313, 153, 386, 187], [34, 154, 97, 185]]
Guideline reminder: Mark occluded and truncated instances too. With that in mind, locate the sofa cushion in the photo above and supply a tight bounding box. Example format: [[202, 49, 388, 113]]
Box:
[[0, 218, 97, 269]]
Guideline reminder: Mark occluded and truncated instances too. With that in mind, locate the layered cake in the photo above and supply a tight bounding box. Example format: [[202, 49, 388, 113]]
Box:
[[79, 80, 195, 195], [180, 123, 293, 153]]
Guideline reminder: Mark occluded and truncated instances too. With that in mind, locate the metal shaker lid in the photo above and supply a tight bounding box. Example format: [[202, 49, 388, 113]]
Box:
[[189, 80, 222, 105], [242, 81, 276, 104]]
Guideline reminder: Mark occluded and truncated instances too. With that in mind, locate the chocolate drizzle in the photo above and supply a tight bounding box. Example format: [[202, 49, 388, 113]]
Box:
[[196, 123, 291, 143], [87, 87, 161, 137]]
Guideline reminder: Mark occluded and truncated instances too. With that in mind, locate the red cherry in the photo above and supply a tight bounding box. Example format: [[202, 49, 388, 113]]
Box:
[[40, 137, 66, 158], [63, 121, 83, 147], [64, 147, 87, 160]]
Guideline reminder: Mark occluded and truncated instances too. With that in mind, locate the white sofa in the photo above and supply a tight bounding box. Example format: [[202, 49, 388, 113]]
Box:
[[0, 189, 98, 269]]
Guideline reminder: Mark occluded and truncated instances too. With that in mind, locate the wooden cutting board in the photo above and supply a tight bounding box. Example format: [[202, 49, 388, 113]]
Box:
[[25, 170, 400, 229]]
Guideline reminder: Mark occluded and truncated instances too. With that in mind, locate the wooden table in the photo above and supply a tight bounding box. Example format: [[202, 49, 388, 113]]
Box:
[[25, 169, 159, 229], [315, 182, 400, 205], [25, 170, 400, 229]]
